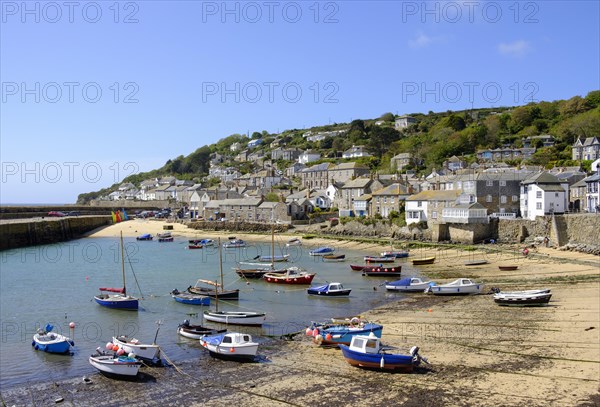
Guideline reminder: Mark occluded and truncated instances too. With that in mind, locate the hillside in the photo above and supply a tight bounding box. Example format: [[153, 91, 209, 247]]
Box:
[[77, 91, 600, 204]]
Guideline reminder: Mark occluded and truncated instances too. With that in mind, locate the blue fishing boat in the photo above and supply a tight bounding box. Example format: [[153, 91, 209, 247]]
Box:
[[309, 247, 335, 256], [381, 251, 409, 258], [339, 333, 427, 372], [307, 282, 351, 297], [32, 324, 74, 354], [307, 318, 383, 346], [170, 289, 210, 305], [136, 233, 153, 241]]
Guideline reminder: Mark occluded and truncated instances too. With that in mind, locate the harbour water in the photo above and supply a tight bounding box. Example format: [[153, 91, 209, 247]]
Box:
[[0, 236, 419, 388]]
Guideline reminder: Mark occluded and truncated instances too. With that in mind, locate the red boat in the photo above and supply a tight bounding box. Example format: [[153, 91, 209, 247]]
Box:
[[188, 244, 203, 249], [361, 265, 402, 277], [350, 265, 366, 271], [263, 267, 316, 284]]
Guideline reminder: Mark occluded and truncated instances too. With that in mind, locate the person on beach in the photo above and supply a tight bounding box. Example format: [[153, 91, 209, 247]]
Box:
[[522, 247, 529, 256]]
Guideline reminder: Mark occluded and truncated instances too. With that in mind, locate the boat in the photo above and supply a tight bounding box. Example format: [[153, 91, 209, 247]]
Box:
[[309, 247, 335, 256], [200, 332, 259, 361], [307, 318, 383, 346], [465, 259, 489, 266], [189, 238, 240, 299], [89, 350, 142, 378], [498, 265, 519, 271], [177, 319, 226, 340], [223, 239, 246, 248], [350, 264, 366, 271], [158, 236, 174, 242], [339, 333, 427, 372], [412, 257, 436, 265], [361, 265, 401, 277], [381, 251, 409, 258], [203, 310, 266, 326], [307, 282, 351, 296], [136, 233, 153, 241], [112, 335, 161, 361], [427, 278, 483, 295], [189, 238, 215, 246], [263, 267, 316, 284], [32, 324, 74, 354], [234, 263, 288, 279], [95, 232, 139, 310], [188, 243, 203, 249], [156, 232, 172, 239], [286, 237, 302, 247], [323, 254, 345, 262], [170, 289, 210, 305], [385, 277, 434, 292], [258, 254, 289, 262], [364, 256, 395, 263], [493, 290, 552, 306]]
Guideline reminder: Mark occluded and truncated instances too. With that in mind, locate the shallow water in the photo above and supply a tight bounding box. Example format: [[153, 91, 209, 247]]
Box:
[[0, 236, 419, 387]]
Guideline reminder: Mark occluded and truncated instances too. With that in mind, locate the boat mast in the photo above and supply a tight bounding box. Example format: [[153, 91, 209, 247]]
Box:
[[120, 231, 126, 295], [218, 237, 223, 294], [271, 223, 275, 268]]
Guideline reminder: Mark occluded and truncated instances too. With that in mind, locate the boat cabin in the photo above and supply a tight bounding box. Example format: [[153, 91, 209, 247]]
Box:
[[329, 283, 344, 291], [222, 333, 252, 345], [349, 334, 381, 354]]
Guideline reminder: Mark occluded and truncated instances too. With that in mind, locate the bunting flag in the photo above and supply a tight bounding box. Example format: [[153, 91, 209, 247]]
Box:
[[122, 209, 129, 221], [111, 211, 117, 223]]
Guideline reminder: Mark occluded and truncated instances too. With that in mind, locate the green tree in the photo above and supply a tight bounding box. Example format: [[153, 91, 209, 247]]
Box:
[[367, 126, 400, 158], [379, 112, 395, 122]]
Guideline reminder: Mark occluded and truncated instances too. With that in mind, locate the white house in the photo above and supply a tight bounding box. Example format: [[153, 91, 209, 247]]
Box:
[[298, 151, 321, 164], [405, 190, 462, 225], [584, 174, 599, 213], [520, 172, 568, 220], [394, 115, 417, 130], [342, 145, 372, 159]]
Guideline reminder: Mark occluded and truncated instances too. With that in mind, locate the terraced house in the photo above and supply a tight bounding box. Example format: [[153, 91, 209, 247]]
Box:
[[370, 183, 412, 218]]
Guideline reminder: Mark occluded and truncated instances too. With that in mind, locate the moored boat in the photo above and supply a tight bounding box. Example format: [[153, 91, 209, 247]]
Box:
[[339, 333, 427, 372], [170, 289, 210, 305], [381, 251, 409, 258], [188, 279, 240, 300], [309, 247, 335, 256], [200, 332, 259, 361], [307, 282, 351, 296], [89, 350, 142, 378], [177, 320, 226, 340], [385, 277, 433, 292], [350, 264, 366, 271], [32, 324, 74, 354], [258, 254, 289, 262], [189, 238, 215, 246], [158, 236, 174, 242], [188, 244, 203, 249], [361, 265, 401, 277], [112, 336, 161, 361], [498, 265, 519, 271], [203, 310, 266, 326], [286, 237, 302, 247], [223, 239, 246, 248], [364, 256, 395, 263], [136, 234, 153, 241], [307, 318, 383, 346], [412, 257, 436, 265], [323, 254, 346, 262], [465, 259, 489, 266], [493, 291, 552, 306], [427, 278, 483, 295], [263, 267, 316, 284]]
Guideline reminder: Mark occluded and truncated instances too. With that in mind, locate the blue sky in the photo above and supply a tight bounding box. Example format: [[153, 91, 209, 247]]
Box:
[[1, 0, 599, 203]]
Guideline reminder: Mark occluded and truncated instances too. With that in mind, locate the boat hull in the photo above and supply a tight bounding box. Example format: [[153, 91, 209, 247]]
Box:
[[339, 345, 415, 372], [188, 287, 240, 300], [112, 337, 160, 361], [307, 286, 351, 296], [364, 257, 395, 263], [498, 265, 519, 271], [385, 283, 431, 292], [313, 323, 383, 346], [171, 293, 210, 306], [203, 311, 266, 326], [349, 265, 365, 271], [89, 354, 141, 377], [412, 257, 436, 265], [381, 251, 409, 258], [361, 266, 401, 277], [309, 247, 334, 256], [177, 324, 226, 340], [493, 291, 552, 306], [32, 334, 73, 354], [263, 273, 315, 284], [429, 285, 482, 295], [201, 342, 258, 361], [94, 295, 138, 310]]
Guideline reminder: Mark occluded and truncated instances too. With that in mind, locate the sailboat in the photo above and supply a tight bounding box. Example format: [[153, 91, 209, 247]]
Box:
[[188, 237, 240, 300], [94, 232, 139, 310], [234, 224, 288, 279]]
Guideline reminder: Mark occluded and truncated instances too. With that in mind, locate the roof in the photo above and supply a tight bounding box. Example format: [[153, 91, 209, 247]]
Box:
[[258, 201, 284, 209], [371, 183, 410, 196], [584, 174, 600, 182], [354, 194, 372, 201], [450, 202, 487, 210], [406, 190, 462, 201], [522, 172, 562, 185], [537, 184, 567, 192], [330, 162, 369, 171], [342, 178, 372, 189], [302, 163, 330, 172], [220, 198, 263, 206]]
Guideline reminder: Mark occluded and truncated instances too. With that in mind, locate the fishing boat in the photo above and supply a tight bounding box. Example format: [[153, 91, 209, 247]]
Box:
[[258, 254, 289, 262], [323, 254, 346, 262], [203, 310, 266, 326], [339, 333, 427, 372], [381, 251, 409, 258], [493, 289, 552, 306], [236, 224, 290, 278], [188, 243, 203, 249], [307, 318, 383, 346], [32, 324, 74, 354], [136, 233, 153, 241], [170, 289, 210, 305], [189, 238, 215, 247], [177, 320, 226, 340], [498, 265, 519, 271], [349, 264, 366, 271], [157, 232, 172, 239], [89, 349, 142, 378], [412, 257, 436, 265], [200, 332, 259, 361], [286, 237, 302, 247], [158, 236, 174, 242], [427, 278, 483, 295], [188, 280, 239, 299], [364, 256, 395, 263], [361, 265, 401, 277], [465, 259, 489, 266], [263, 267, 316, 284], [95, 232, 139, 310], [385, 277, 434, 292], [309, 247, 335, 256], [223, 239, 246, 248], [112, 335, 161, 361], [307, 282, 351, 296]]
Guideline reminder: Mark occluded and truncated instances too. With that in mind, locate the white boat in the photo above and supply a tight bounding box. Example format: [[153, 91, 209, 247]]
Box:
[[203, 310, 266, 326], [385, 277, 434, 292], [112, 336, 160, 361], [223, 239, 246, 248], [427, 278, 483, 295], [89, 350, 142, 378], [200, 332, 259, 361], [493, 290, 552, 306], [286, 237, 302, 247]]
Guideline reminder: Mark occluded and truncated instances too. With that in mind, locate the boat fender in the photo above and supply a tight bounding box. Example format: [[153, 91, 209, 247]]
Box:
[[380, 356, 385, 369], [312, 329, 319, 337], [305, 328, 313, 336], [34, 345, 39, 350], [69, 340, 75, 346], [314, 334, 323, 345], [128, 352, 136, 358], [105, 342, 113, 350], [350, 317, 361, 327], [325, 333, 332, 341], [230, 347, 235, 353]]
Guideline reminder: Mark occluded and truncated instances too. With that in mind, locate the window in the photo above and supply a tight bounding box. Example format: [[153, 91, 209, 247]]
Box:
[[536, 202, 542, 210], [417, 201, 422, 207], [500, 180, 506, 186], [391, 197, 395, 204], [487, 180, 493, 186], [536, 191, 542, 198], [555, 192, 559, 197], [486, 195, 492, 202], [500, 195, 507, 204], [512, 195, 518, 202], [432, 211, 437, 219], [383, 197, 387, 203]]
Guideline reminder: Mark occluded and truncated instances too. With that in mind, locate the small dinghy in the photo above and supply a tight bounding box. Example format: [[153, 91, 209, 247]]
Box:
[[323, 254, 346, 262], [412, 257, 436, 265], [112, 336, 160, 361], [177, 320, 226, 340], [498, 265, 519, 271], [309, 247, 335, 256], [203, 310, 266, 326], [307, 318, 383, 346], [136, 234, 153, 241], [89, 348, 142, 378], [427, 278, 483, 295], [171, 289, 210, 306], [32, 324, 74, 354], [200, 332, 259, 362], [364, 256, 395, 263], [493, 289, 552, 306]]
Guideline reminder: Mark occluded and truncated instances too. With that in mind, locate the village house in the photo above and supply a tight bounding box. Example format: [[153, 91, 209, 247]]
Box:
[[520, 172, 569, 220], [584, 173, 599, 213], [390, 153, 413, 171], [522, 134, 555, 148], [298, 151, 321, 164], [285, 162, 306, 178], [572, 136, 600, 161], [338, 177, 385, 217], [271, 147, 302, 161], [256, 201, 289, 223], [570, 178, 588, 212], [394, 115, 417, 130], [342, 145, 372, 159], [444, 155, 467, 172], [369, 183, 412, 218], [300, 163, 331, 189], [442, 195, 489, 224], [353, 194, 372, 217], [405, 190, 462, 225], [328, 162, 370, 184]]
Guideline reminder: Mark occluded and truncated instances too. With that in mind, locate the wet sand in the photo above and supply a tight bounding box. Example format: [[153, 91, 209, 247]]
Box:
[[2, 220, 598, 406]]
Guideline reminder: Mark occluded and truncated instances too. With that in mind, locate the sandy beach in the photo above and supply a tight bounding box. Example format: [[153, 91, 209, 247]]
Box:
[[2, 220, 598, 406]]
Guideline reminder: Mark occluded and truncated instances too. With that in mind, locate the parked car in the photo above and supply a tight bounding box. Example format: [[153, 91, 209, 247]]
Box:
[[47, 211, 66, 217], [65, 211, 80, 216]]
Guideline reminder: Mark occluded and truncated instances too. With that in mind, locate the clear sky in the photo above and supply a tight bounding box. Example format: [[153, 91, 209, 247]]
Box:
[[1, 0, 599, 204]]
